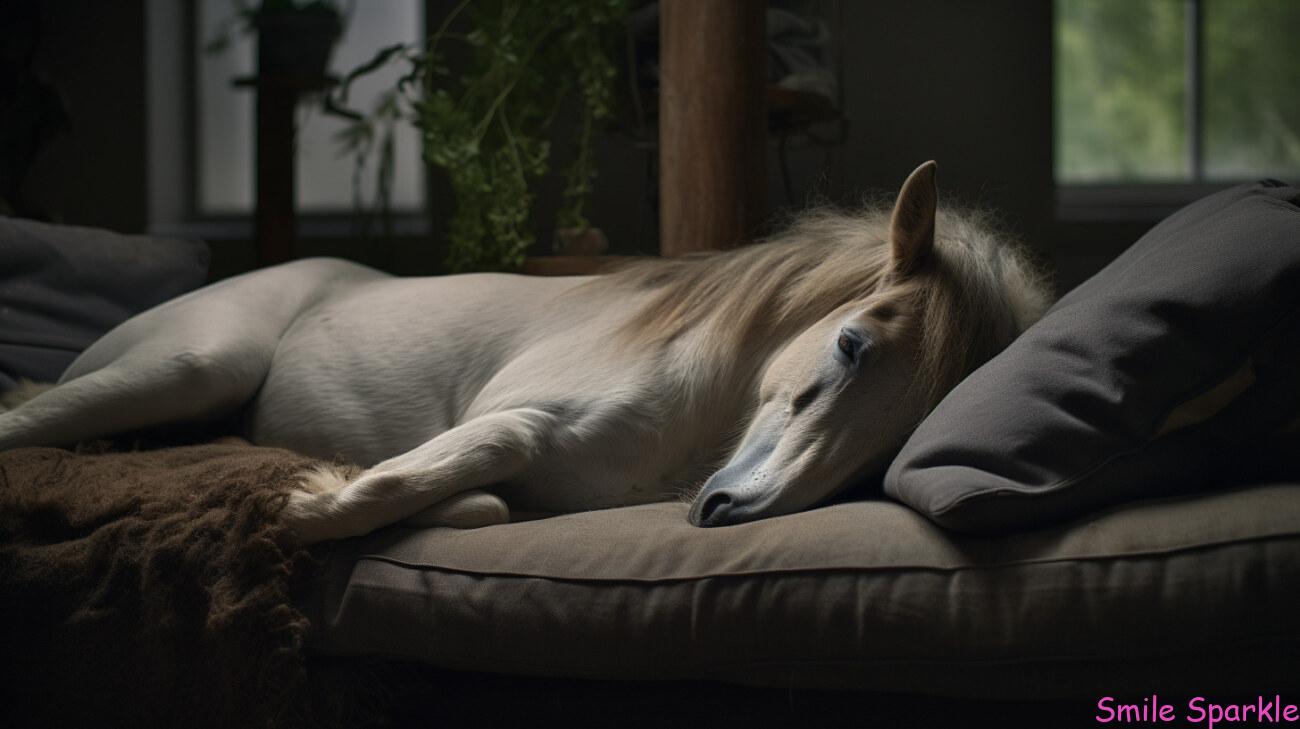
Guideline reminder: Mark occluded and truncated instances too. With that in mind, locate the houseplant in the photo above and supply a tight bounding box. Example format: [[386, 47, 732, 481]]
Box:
[[328, 0, 629, 272]]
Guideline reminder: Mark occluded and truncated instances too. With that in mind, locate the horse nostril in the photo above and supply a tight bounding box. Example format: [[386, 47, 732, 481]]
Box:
[[699, 491, 733, 524]]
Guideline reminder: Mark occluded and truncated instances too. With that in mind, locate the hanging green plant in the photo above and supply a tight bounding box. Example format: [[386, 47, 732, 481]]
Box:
[[328, 0, 628, 271]]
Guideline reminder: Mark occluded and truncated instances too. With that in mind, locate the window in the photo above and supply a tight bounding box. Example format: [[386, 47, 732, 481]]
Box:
[[1054, 0, 1300, 188], [193, 0, 425, 215]]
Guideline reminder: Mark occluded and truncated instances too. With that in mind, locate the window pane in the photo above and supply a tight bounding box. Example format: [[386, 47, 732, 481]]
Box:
[[1203, 0, 1300, 181], [296, 3, 425, 211], [197, 0, 254, 213], [196, 0, 425, 214], [1054, 0, 1188, 183]]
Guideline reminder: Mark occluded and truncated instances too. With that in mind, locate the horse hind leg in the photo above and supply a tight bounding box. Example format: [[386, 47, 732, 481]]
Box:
[[0, 380, 57, 412], [0, 260, 344, 452], [0, 299, 280, 451], [0, 343, 270, 452]]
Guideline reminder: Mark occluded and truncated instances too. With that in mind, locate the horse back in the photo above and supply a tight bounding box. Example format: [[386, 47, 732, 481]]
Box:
[[247, 268, 595, 464]]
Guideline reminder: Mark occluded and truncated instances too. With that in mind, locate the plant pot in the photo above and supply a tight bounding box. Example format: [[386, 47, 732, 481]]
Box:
[[256, 8, 342, 79], [555, 226, 610, 256], [520, 254, 638, 277]]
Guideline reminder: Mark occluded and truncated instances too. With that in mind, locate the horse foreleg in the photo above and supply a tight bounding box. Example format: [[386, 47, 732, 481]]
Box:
[[294, 463, 509, 529], [399, 490, 510, 529], [283, 408, 555, 543]]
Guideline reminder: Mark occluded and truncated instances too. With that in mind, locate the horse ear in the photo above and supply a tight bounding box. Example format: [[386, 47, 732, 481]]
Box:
[[889, 161, 937, 276]]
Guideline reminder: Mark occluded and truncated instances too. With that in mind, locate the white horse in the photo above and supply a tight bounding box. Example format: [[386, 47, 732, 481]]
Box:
[[0, 162, 1049, 543]]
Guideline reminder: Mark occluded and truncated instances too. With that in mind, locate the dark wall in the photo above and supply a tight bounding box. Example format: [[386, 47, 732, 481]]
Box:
[[20, 0, 148, 233], [833, 0, 1055, 245]]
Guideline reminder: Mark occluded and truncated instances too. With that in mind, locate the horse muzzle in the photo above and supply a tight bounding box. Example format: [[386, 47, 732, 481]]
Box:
[[689, 486, 739, 527], [691, 405, 790, 524], [688, 436, 779, 527]]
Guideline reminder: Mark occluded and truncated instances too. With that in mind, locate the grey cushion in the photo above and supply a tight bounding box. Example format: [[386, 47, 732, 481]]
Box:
[[0, 217, 209, 389], [884, 180, 1300, 534], [303, 481, 1300, 698]]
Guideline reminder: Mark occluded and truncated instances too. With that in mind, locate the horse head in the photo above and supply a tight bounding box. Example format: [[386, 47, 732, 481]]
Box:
[[689, 161, 1048, 527]]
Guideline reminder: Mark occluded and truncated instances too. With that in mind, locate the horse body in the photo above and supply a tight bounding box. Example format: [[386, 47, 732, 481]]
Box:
[[250, 268, 590, 463], [0, 162, 1052, 543], [246, 265, 752, 512]]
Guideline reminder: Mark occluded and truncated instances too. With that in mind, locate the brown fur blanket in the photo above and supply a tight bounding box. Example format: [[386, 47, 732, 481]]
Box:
[[0, 441, 347, 728]]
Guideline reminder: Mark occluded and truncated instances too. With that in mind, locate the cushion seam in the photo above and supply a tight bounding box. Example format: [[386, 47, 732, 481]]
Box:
[[346, 529, 1300, 584], [339, 634, 1300, 675]]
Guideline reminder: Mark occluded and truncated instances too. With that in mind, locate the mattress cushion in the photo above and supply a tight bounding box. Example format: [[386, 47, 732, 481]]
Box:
[[303, 480, 1300, 698]]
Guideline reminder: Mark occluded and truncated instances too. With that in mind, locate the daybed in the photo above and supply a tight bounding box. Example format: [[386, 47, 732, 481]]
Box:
[[3, 181, 1299, 727]]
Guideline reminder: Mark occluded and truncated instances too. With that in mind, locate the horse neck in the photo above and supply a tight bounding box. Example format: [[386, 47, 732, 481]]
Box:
[[659, 303, 814, 425]]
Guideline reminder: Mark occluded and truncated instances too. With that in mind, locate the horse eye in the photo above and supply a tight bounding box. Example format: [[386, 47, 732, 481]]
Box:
[[836, 328, 869, 364], [837, 332, 858, 359]]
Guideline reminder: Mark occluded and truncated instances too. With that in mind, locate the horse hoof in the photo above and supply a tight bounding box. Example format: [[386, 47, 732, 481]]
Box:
[[400, 490, 510, 529]]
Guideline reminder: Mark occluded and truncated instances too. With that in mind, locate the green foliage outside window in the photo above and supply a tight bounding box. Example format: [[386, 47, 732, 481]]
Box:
[[1055, 0, 1300, 184], [1203, 0, 1300, 179]]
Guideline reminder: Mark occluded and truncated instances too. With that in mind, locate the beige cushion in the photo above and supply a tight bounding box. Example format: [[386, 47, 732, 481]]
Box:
[[302, 483, 1300, 698]]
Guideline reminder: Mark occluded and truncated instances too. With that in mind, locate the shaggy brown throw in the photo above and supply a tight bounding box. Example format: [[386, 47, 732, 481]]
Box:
[[0, 441, 341, 728]]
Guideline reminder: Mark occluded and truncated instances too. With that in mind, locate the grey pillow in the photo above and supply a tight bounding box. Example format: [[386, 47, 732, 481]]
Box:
[[884, 180, 1300, 533], [0, 217, 209, 389]]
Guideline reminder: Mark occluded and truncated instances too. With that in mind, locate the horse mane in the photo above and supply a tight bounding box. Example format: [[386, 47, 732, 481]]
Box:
[[594, 202, 1051, 409]]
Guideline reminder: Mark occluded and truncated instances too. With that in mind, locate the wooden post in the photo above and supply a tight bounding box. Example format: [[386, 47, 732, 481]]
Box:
[[254, 80, 298, 266], [238, 74, 335, 267], [659, 0, 766, 257]]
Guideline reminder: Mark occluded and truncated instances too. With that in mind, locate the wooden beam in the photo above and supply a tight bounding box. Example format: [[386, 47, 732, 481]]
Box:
[[659, 0, 766, 257], [239, 65, 334, 267], [253, 81, 297, 267]]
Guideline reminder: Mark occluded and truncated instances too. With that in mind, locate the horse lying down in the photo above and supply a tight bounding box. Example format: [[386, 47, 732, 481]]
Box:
[[0, 162, 1050, 543]]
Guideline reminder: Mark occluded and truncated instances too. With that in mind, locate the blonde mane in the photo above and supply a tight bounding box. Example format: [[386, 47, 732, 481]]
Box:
[[598, 203, 1051, 409]]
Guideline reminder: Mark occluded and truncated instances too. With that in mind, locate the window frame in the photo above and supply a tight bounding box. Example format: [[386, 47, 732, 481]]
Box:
[[146, 0, 431, 240], [1053, 0, 1271, 222]]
